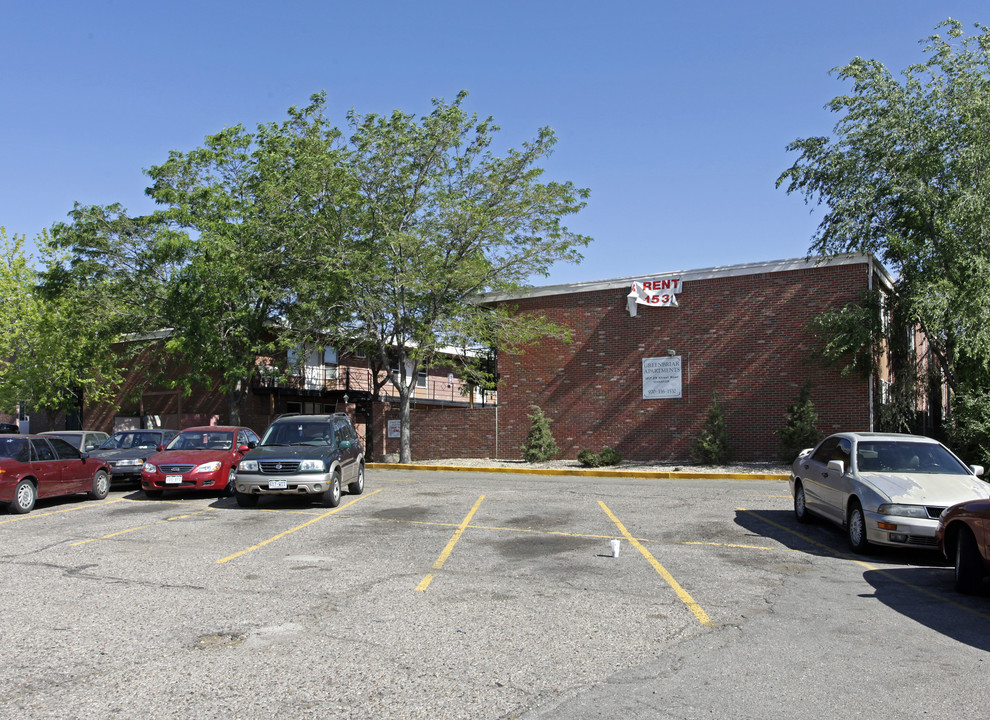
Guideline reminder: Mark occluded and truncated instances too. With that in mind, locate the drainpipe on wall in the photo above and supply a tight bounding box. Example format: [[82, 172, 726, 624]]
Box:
[[868, 258, 875, 432]]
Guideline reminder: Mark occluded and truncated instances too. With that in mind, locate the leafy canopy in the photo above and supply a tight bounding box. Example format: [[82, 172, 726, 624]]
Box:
[[778, 19, 990, 397]]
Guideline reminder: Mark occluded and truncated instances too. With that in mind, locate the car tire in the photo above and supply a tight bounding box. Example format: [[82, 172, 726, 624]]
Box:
[[89, 470, 110, 500], [12, 479, 36, 514], [235, 491, 259, 508], [954, 526, 984, 594], [847, 500, 870, 554], [321, 472, 341, 508], [793, 482, 811, 523], [349, 464, 365, 495], [144, 489, 164, 499], [225, 468, 237, 496]]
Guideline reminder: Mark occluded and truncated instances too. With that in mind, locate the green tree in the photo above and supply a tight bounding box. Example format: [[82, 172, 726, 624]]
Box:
[[521, 405, 559, 463], [311, 91, 589, 462], [1, 227, 127, 425], [691, 387, 729, 465], [777, 19, 990, 454], [775, 384, 823, 462]]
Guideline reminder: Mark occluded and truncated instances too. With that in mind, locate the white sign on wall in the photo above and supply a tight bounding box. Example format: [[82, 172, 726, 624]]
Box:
[[388, 419, 402, 438], [627, 277, 682, 316], [642, 356, 682, 399]]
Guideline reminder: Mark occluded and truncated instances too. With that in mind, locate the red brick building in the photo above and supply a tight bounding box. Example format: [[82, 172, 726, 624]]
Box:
[[462, 253, 892, 462]]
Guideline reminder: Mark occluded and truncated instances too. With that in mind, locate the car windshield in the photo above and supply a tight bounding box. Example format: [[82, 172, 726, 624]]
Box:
[[165, 431, 234, 451], [261, 421, 332, 446], [0, 437, 29, 462], [856, 440, 971, 475], [101, 432, 164, 450]]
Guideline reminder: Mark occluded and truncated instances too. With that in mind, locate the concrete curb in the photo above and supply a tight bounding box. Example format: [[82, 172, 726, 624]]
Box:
[[367, 462, 790, 481]]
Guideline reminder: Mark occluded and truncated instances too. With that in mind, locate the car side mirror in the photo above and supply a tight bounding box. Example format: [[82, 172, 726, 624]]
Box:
[[338, 440, 351, 450], [156, 445, 165, 452], [827, 460, 845, 475], [972, 464, 985, 477], [238, 444, 252, 453], [80, 452, 90, 460]]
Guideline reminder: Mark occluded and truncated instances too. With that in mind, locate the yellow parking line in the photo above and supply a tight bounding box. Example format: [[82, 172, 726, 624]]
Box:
[[739, 507, 990, 622], [599, 501, 713, 626], [0, 498, 126, 524], [416, 495, 485, 592], [215, 489, 382, 564], [682, 540, 794, 551], [71, 507, 217, 545]]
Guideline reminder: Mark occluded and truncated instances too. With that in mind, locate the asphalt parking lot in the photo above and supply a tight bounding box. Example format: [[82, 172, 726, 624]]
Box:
[[2, 467, 990, 720]]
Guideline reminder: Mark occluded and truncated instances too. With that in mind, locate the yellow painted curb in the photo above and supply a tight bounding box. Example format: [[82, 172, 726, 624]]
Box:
[[367, 462, 789, 481]]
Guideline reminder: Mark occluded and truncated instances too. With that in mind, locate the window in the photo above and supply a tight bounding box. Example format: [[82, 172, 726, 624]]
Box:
[[417, 369, 428, 389], [49, 438, 82, 460], [31, 439, 56, 461]]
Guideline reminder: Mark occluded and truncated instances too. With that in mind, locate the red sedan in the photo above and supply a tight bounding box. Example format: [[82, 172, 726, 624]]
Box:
[[0, 434, 111, 514], [141, 426, 260, 499], [937, 498, 990, 594]]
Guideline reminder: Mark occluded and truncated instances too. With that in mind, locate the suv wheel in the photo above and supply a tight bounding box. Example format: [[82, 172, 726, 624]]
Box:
[[321, 471, 341, 508], [349, 464, 365, 495]]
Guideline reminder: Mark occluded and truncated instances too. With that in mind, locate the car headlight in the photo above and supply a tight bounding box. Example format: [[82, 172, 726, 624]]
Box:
[[877, 503, 929, 518], [299, 459, 326, 472], [118, 459, 143, 467], [239, 460, 259, 472], [194, 461, 222, 473], [143, 462, 157, 473]]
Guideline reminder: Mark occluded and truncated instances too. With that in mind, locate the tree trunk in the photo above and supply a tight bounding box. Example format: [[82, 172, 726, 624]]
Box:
[[398, 383, 412, 464]]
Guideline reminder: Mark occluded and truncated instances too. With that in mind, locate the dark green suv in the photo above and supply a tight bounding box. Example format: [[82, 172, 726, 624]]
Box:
[[233, 413, 365, 508]]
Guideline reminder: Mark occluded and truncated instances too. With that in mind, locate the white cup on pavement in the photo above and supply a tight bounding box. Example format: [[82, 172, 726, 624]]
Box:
[[610, 539, 621, 558]]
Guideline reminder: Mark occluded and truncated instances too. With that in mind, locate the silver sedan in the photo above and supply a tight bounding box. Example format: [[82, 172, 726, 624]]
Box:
[[790, 432, 989, 553]]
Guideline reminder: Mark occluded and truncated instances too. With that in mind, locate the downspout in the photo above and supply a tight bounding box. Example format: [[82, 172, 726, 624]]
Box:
[[868, 257, 874, 432]]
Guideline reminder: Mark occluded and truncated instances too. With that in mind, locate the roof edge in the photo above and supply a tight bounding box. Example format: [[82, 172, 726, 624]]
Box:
[[480, 253, 891, 302]]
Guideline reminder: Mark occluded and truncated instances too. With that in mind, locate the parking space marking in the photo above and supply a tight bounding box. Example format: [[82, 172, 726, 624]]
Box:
[[0, 498, 126, 525], [416, 495, 485, 592], [215, 489, 382, 564], [683, 541, 796, 552], [739, 507, 990, 622], [70, 506, 218, 546], [599, 501, 713, 626]]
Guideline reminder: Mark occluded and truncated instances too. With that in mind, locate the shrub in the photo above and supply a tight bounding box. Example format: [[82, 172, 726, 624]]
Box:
[[578, 446, 623, 468], [691, 387, 730, 465], [775, 384, 824, 462], [521, 405, 559, 463]]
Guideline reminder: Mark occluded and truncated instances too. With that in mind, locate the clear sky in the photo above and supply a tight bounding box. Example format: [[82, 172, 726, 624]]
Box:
[[2, 1, 987, 287]]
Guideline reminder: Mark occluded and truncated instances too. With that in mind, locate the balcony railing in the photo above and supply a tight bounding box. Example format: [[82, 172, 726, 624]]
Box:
[[252, 366, 496, 406]]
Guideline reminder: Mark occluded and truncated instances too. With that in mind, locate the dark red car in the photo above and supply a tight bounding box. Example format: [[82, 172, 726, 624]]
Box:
[[0, 434, 111, 514], [937, 498, 990, 594], [141, 426, 260, 498]]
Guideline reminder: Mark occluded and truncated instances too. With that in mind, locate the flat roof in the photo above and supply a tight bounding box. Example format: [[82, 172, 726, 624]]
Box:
[[480, 253, 892, 303]]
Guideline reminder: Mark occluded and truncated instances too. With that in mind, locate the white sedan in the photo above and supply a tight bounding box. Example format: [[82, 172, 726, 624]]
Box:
[[790, 432, 989, 553]]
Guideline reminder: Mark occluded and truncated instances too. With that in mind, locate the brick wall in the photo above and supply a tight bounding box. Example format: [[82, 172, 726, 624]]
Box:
[[488, 261, 875, 462]]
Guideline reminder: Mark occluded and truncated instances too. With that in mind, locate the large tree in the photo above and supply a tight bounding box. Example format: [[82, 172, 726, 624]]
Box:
[[1, 226, 127, 426], [310, 91, 591, 462], [777, 19, 990, 458]]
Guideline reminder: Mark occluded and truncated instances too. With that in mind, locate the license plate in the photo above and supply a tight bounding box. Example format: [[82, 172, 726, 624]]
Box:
[[165, 475, 183, 485], [267, 479, 288, 490]]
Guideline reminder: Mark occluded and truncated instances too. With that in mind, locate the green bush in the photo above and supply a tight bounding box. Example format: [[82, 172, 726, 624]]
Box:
[[577, 446, 623, 467], [691, 387, 730, 465], [775, 384, 824, 462], [521, 405, 559, 463]]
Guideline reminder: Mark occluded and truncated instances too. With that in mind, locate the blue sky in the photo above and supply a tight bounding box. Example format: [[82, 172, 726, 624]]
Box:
[[2, 1, 987, 286]]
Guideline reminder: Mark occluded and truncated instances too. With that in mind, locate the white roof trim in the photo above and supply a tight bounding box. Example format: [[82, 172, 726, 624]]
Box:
[[480, 253, 892, 302]]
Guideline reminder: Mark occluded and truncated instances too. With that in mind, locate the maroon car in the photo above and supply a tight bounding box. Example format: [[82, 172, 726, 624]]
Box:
[[0, 434, 111, 514], [937, 498, 990, 594], [141, 426, 259, 498]]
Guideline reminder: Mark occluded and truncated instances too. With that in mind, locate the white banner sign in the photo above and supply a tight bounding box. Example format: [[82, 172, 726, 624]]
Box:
[[643, 356, 682, 399], [627, 278, 682, 316]]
